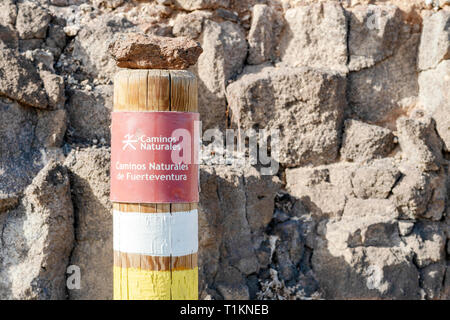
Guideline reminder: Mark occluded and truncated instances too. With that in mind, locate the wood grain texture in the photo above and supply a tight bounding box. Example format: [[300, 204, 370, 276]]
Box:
[[113, 69, 198, 300], [114, 251, 198, 271], [114, 267, 198, 300], [113, 202, 198, 213], [113, 209, 198, 257]]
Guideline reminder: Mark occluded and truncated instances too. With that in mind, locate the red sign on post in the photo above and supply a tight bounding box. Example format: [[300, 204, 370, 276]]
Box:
[[110, 111, 200, 203]]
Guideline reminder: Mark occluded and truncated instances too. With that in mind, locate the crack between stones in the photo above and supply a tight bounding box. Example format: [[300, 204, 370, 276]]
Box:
[[241, 172, 260, 277], [387, 172, 404, 200], [210, 169, 226, 297], [0, 213, 8, 248], [63, 168, 78, 300], [419, 58, 450, 73]]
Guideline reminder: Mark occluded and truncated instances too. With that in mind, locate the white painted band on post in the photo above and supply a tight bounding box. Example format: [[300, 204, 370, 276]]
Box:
[[113, 209, 198, 257]]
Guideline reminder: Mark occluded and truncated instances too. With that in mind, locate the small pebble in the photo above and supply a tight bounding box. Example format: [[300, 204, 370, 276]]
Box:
[[64, 25, 80, 37], [398, 221, 415, 236]]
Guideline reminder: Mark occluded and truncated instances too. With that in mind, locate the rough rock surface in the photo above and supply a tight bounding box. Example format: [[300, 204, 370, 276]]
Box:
[[313, 228, 421, 299], [287, 158, 447, 299], [340, 119, 396, 162], [66, 85, 113, 143], [418, 58, 450, 152], [172, 10, 212, 39], [109, 33, 203, 69], [417, 10, 450, 154], [279, 3, 348, 72], [227, 65, 346, 167], [0, 0, 17, 27], [392, 167, 446, 221], [396, 114, 444, 171], [348, 23, 420, 126], [39, 71, 66, 109], [347, 5, 402, 71], [0, 97, 66, 215], [199, 164, 281, 299], [286, 159, 401, 217], [0, 161, 74, 300], [64, 147, 112, 300], [16, 2, 51, 40], [196, 20, 247, 129], [247, 4, 279, 65], [0, 47, 49, 109], [418, 10, 450, 71], [69, 14, 136, 82]]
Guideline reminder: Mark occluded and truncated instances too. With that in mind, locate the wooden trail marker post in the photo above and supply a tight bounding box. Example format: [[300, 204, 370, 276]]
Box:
[[109, 34, 202, 300]]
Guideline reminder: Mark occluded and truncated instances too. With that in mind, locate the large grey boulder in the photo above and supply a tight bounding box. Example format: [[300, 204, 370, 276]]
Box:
[[172, 10, 212, 39], [286, 165, 349, 218], [421, 263, 447, 299], [196, 20, 247, 130], [286, 159, 401, 218], [64, 147, 112, 300], [0, 47, 49, 109], [199, 164, 280, 299], [396, 114, 444, 172], [312, 234, 421, 299], [39, 70, 65, 110], [419, 60, 450, 152], [16, 2, 51, 40], [0, 98, 66, 214], [418, 10, 450, 71], [340, 119, 396, 162], [0, 161, 74, 300], [227, 65, 346, 167], [417, 2, 449, 153], [247, 4, 280, 65], [326, 197, 400, 248], [350, 162, 402, 199], [70, 15, 136, 82], [392, 166, 446, 221], [312, 197, 446, 299], [348, 26, 420, 125], [279, 3, 347, 72], [66, 85, 113, 143], [347, 5, 402, 71], [404, 221, 446, 269], [286, 154, 448, 299], [0, 0, 17, 27]]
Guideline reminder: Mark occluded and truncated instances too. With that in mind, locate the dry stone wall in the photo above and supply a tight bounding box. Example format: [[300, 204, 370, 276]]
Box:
[[0, 0, 448, 300]]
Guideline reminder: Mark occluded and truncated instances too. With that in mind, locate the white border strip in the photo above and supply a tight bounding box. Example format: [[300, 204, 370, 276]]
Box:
[[113, 209, 198, 257]]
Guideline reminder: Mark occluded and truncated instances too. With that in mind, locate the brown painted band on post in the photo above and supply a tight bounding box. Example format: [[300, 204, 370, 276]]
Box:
[[114, 251, 198, 271], [113, 202, 198, 213]]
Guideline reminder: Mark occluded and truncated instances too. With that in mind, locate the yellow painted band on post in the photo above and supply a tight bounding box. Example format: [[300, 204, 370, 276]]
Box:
[[113, 266, 198, 300]]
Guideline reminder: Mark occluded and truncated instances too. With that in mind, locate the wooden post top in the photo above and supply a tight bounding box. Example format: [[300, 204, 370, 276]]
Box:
[[113, 69, 198, 113]]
